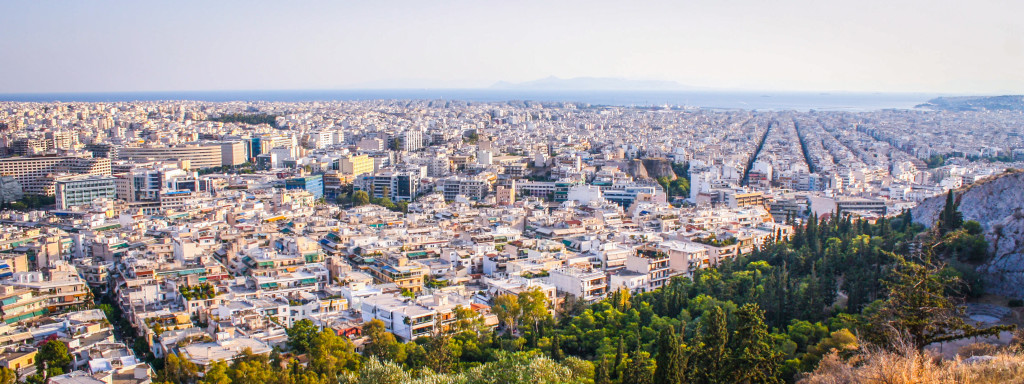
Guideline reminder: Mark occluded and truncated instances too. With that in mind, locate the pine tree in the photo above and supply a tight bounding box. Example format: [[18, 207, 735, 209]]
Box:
[[865, 252, 1012, 351], [654, 325, 687, 384]]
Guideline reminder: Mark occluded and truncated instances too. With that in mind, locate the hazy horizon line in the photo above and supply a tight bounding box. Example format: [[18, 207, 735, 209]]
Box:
[[0, 87, 990, 98]]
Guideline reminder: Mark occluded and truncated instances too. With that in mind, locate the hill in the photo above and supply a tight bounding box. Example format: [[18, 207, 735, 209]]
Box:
[[917, 95, 1024, 111], [912, 170, 1024, 298]]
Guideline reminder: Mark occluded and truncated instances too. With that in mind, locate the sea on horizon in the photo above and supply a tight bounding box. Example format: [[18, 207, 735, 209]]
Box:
[[0, 89, 937, 112]]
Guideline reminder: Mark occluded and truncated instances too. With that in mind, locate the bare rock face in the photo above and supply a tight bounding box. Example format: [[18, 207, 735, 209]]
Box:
[[626, 159, 650, 180], [0, 176, 22, 203], [641, 158, 677, 180], [980, 211, 1024, 297], [912, 171, 1024, 298]]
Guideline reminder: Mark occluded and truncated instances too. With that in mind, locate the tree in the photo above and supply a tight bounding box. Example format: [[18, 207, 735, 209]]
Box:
[[728, 303, 782, 384], [492, 294, 521, 334], [561, 356, 594, 382], [594, 357, 612, 384], [463, 352, 575, 384], [163, 353, 199, 384], [692, 305, 729, 384], [939, 190, 963, 234], [0, 367, 16, 384], [621, 348, 654, 384], [352, 190, 370, 206], [654, 325, 687, 384], [363, 319, 405, 363], [424, 332, 456, 374], [36, 340, 71, 377], [551, 334, 565, 361], [518, 287, 550, 341], [287, 319, 320, 354], [346, 357, 409, 384], [453, 305, 486, 334], [227, 358, 275, 384], [800, 329, 858, 372], [865, 252, 1013, 351], [199, 361, 232, 384], [613, 337, 625, 379], [307, 329, 361, 380]]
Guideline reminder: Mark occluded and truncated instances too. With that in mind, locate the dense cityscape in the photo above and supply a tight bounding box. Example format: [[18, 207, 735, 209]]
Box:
[[0, 97, 1018, 383]]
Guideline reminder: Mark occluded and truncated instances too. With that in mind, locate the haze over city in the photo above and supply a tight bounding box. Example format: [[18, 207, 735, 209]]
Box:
[[1, 2, 1024, 384], [1, 0, 1022, 94]]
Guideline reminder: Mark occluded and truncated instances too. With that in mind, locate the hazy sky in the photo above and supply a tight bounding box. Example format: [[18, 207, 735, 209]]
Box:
[[1, 0, 1021, 94]]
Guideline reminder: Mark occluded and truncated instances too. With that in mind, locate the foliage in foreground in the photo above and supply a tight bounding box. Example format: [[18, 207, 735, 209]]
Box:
[[799, 340, 1024, 384]]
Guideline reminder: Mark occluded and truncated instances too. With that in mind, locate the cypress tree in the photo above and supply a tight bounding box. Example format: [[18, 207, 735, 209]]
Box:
[[594, 357, 612, 384], [728, 303, 783, 384], [613, 337, 625, 379], [551, 334, 564, 361], [654, 325, 687, 384], [692, 306, 729, 384], [940, 190, 962, 234]]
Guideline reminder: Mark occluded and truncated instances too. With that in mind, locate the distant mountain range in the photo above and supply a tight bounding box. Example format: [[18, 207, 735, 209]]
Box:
[[917, 95, 1024, 111], [490, 76, 693, 91]]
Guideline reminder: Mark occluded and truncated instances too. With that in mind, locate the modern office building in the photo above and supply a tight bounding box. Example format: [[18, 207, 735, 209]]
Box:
[[118, 145, 223, 169], [0, 156, 112, 195], [355, 171, 420, 202], [285, 175, 324, 199], [220, 141, 247, 166], [54, 175, 118, 210]]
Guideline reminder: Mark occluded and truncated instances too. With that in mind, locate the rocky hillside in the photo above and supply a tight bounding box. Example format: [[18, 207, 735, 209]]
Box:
[[912, 171, 1024, 298], [641, 158, 677, 180]]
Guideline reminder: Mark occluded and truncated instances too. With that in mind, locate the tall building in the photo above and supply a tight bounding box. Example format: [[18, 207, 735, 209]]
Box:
[[220, 141, 247, 166], [54, 175, 117, 210], [0, 156, 111, 195]]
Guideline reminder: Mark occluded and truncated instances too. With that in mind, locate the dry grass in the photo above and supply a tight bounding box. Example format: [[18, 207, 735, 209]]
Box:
[[957, 343, 999, 358], [799, 339, 1024, 384]]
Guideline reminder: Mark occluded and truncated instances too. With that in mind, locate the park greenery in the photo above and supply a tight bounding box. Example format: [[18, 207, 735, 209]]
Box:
[[926, 152, 1020, 168], [4, 194, 55, 210], [337, 190, 408, 213], [138, 193, 1011, 383], [656, 162, 691, 201], [206, 113, 279, 128]]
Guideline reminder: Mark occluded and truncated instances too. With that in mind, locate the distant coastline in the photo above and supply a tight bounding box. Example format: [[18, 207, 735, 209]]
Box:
[[0, 89, 937, 112]]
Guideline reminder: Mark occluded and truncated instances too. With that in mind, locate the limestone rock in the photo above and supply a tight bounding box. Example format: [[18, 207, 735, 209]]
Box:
[[911, 171, 1024, 298]]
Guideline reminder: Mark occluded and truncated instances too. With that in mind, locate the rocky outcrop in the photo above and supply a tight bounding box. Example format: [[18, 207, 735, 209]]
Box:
[[641, 158, 677, 180], [0, 176, 22, 203], [980, 211, 1024, 297], [621, 158, 677, 181], [912, 171, 1024, 298], [626, 159, 650, 180]]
